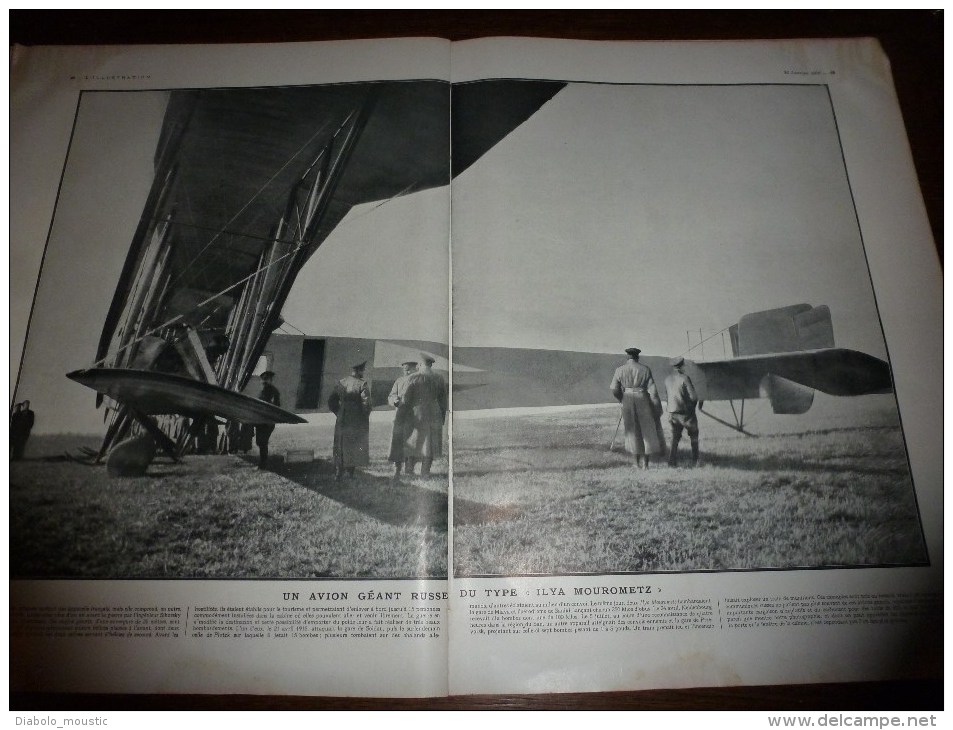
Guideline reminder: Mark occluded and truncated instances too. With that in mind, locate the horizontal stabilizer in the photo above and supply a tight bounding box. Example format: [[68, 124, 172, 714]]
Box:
[[695, 348, 892, 400]]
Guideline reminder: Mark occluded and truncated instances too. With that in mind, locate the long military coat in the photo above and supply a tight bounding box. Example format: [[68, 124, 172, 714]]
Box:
[[402, 369, 447, 460], [254, 382, 281, 447], [329, 375, 371, 467], [10, 407, 34, 460], [610, 359, 666, 457], [387, 373, 416, 463]]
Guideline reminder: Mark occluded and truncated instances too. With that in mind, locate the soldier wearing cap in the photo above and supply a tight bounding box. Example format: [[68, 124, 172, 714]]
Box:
[[10, 400, 35, 461], [664, 357, 700, 467], [328, 361, 371, 480], [401, 352, 447, 477], [610, 347, 666, 468], [254, 371, 280, 469], [387, 359, 419, 478]]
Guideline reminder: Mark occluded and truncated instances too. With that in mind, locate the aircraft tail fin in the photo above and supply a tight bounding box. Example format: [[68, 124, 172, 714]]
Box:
[[730, 304, 834, 356]]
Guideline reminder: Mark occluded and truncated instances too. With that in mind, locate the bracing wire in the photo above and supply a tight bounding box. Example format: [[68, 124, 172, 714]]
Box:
[[163, 116, 341, 294], [678, 325, 733, 359], [90, 238, 310, 369], [278, 320, 308, 336], [94, 105, 423, 373], [98, 172, 422, 371], [337, 181, 419, 227]]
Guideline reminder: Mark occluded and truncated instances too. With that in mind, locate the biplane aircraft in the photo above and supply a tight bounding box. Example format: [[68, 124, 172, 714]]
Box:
[[451, 302, 893, 435], [65, 80, 565, 469], [64, 80, 893, 473], [248, 301, 892, 437]]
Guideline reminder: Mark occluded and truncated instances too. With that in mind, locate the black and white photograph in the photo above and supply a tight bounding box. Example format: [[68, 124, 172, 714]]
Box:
[[9, 29, 942, 706], [11, 81, 464, 580], [449, 81, 927, 577], [11, 78, 930, 582]]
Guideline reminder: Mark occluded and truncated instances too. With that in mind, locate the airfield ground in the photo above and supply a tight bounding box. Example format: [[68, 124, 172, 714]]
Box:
[[10, 416, 447, 580], [452, 394, 926, 575], [9, 394, 925, 580]]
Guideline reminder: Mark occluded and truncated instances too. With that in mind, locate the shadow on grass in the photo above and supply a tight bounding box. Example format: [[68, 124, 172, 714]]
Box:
[[454, 500, 524, 526], [452, 448, 636, 479], [253, 457, 520, 529], [688, 451, 910, 478], [249, 457, 455, 532], [30, 454, 76, 463], [453, 443, 908, 480], [16, 453, 187, 480]]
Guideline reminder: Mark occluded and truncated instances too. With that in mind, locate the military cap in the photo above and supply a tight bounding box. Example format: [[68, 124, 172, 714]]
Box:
[[420, 352, 436, 365], [401, 359, 418, 367], [671, 357, 685, 368], [352, 361, 367, 371], [260, 370, 276, 379], [625, 347, 641, 357]]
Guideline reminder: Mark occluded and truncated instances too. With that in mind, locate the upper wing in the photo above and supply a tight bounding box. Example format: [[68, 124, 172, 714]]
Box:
[[692, 348, 893, 400], [95, 81, 565, 399]]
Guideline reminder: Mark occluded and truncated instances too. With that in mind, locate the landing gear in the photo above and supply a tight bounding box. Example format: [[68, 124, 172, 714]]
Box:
[[698, 401, 757, 437]]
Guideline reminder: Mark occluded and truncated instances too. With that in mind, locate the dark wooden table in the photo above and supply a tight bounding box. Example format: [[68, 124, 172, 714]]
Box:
[[9, 10, 942, 711]]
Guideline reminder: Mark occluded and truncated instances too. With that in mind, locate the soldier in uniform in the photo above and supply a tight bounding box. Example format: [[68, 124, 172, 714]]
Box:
[[387, 359, 419, 479], [226, 420, 254, 454], [401, 354, 447, 477], [329, 361, 371, 480], [254, 370, 280, 470], [664, 357, 700, 467], [10, 401, 35, 461], [610, 347, 665, 468]]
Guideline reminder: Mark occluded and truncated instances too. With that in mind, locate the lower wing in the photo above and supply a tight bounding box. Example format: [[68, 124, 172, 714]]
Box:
[[67, 368, 307, 425]]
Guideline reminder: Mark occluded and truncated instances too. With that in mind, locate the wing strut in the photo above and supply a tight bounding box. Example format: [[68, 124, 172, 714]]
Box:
[[698, 401, 758, 437], [127, 408, 180, 462]]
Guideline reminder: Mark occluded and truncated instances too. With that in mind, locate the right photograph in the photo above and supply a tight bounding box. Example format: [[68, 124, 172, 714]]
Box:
[[449, 81, 926, 577]]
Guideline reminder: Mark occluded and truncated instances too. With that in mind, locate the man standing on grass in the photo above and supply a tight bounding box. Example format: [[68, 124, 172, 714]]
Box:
[[329, 361, 372, 480], [401, 354, 447, 477], [610, 347, 665, 469], [664, 357, 700, 467], [254, 371, 280, 470], [10, 400, 35, 461], [387, 359, 419, 479]]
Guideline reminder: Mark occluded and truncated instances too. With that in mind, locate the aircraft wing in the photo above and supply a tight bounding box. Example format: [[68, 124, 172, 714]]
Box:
[[67, 368, 307, 425], [78, 80, 564, 453], [95, 81, 565, 394], [692, 348, 893, 400]]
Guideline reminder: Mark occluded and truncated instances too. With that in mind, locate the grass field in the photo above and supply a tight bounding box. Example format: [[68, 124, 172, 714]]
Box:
[[10, 416, 447, 580], [10, 395, 926, 580], [451, 394, 927, 576]]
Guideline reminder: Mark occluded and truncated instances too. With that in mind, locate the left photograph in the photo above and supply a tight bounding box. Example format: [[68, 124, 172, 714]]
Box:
[[12, 82, 457, 580]]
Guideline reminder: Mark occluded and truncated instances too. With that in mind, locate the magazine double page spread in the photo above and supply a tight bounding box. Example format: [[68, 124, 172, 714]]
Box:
[[9, 37, 941, 697]]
